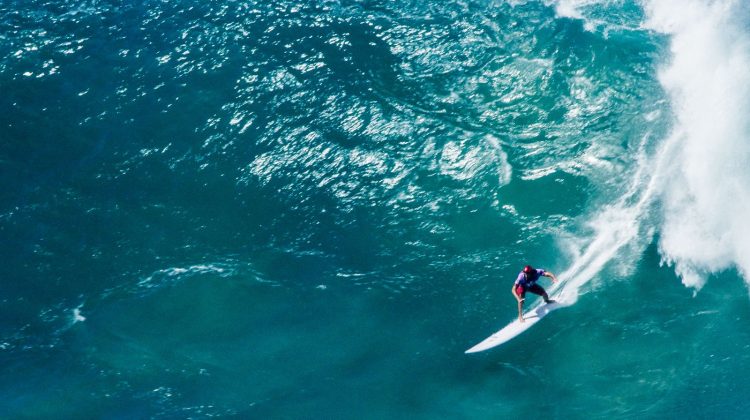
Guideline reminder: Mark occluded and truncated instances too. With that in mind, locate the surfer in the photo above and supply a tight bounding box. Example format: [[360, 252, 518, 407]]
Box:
[[511, 265, 558, 322]]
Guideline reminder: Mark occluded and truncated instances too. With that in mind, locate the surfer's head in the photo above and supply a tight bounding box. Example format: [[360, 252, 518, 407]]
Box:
[[523, 265, 534, 274]]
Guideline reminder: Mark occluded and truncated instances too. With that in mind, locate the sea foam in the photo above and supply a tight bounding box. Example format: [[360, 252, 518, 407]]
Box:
[[548, 0, 750, 301], [645, 0, 750, 289]]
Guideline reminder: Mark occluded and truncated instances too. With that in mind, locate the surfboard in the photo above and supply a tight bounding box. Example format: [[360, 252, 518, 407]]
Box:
[[465, 300, 566, 354]]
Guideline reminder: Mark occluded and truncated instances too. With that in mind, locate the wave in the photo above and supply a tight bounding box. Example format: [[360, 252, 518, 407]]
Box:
[[547, 0, 750, 303], [645, 0, 750, 289]]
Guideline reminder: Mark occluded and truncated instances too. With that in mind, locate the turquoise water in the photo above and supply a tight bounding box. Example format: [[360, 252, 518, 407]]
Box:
[[3, 0, 750, 417]]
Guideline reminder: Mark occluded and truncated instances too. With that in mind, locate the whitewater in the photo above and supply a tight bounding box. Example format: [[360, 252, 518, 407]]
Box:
[[550, 0, 750, 304]]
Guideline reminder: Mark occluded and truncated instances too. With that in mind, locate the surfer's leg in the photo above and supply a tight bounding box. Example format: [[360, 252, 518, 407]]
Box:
[[528, 284, 554, 303], [515, 285, 525, 322]]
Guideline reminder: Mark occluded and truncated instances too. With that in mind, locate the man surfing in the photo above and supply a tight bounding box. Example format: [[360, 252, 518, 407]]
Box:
[[511, 265, 558, 323]]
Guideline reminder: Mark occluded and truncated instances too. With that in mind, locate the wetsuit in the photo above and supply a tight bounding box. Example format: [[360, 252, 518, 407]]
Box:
[[514, 269, 547, 298]]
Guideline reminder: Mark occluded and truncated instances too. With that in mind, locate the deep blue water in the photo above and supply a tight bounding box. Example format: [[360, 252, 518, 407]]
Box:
[[3, 0, 750, 418]]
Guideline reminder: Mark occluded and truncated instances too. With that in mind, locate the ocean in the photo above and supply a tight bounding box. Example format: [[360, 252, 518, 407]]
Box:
[[3, 0, 750, 418]]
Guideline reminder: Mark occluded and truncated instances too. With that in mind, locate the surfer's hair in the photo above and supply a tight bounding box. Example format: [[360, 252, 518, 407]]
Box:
[[523, 265, 534, 273]]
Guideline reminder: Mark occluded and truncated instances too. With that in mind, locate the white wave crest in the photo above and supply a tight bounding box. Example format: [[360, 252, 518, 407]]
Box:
[[645, 0, 750, 289], [547, 0, 750, 301]]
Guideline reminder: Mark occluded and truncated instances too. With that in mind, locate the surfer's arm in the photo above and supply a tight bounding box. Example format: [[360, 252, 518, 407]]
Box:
[[544, 271, 558, 283]]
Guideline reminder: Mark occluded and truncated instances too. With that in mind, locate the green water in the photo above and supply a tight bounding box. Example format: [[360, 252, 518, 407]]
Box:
[[3, 0, 750, 418]]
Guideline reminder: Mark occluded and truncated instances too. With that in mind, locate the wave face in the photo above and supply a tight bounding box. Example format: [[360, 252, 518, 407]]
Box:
[[2, 0, 750, 418]]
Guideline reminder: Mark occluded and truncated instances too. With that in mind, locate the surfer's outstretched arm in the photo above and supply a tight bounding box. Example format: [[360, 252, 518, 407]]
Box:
[[544, 271, 558, 283]]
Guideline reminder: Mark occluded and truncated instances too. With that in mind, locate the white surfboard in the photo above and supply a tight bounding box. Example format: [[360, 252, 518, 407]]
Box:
[[465, 300, 568, 353]]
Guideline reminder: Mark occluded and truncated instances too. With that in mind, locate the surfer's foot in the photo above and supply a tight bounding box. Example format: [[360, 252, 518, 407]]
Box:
[[545, 299, 555, 304], [518, 317, 525, 323]]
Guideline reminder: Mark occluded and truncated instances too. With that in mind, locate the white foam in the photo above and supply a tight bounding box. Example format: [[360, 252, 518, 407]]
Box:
[[645, 0, 750, 289], [546, 0, 634, 33], [485, 134, 513, 186], [553, 0, 750, 299], [553, 0, 585, 20], [73, 306, 86, 323]]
